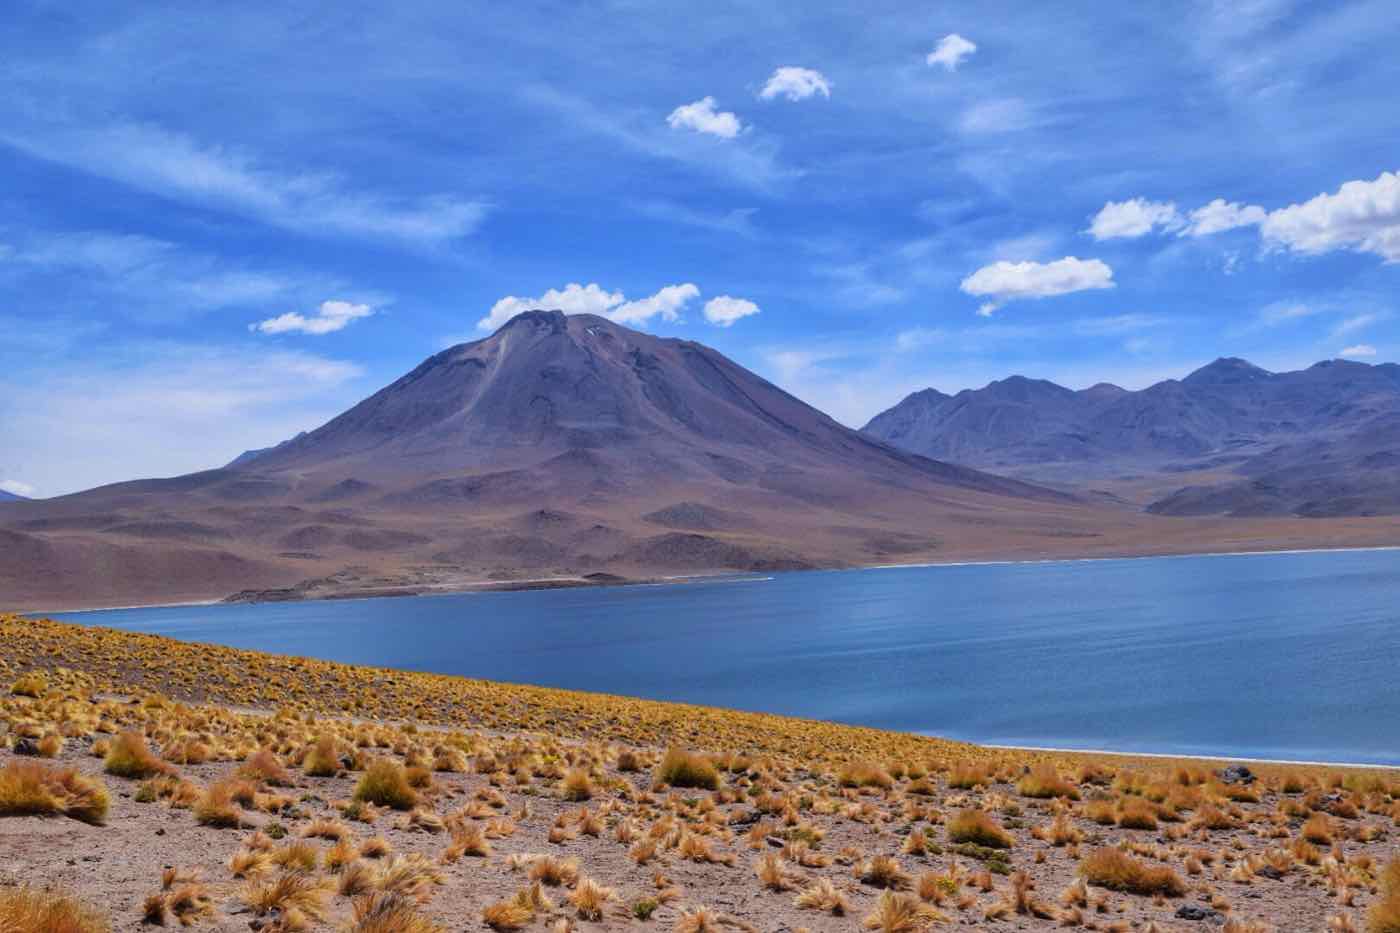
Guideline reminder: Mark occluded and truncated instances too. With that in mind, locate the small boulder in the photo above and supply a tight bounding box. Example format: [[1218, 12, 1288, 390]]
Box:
[[1216, 764, 1254, 785]]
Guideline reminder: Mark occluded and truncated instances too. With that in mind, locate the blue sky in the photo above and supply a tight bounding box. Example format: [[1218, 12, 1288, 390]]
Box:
[[3, 0, 1399, 497]]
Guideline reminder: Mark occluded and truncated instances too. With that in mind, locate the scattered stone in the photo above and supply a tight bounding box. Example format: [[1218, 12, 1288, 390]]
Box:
[[11, 737, 40, 756], [1217, 764, 1255, 785], [1256, 864, 1284, 880], [1175, 904, 1226, 922]]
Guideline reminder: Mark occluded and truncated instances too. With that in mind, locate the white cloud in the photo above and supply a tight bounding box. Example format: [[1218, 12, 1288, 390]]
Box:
[[0, 344, 362, 496], [478, 282, 701, 331], [1332, 311, 1386, 337], [702, 295, 760, 327], [759, 67, 831, 102], [1261, 171, 1400, 261], [957, 98, 1034, 134], [666, 97, 743, 139], [960, 257, 1115, 316], [1087, 198, 1184, 240], [1186, 198, 1267, 236], [927, 34, 977, 71], [0, 480, 35, 498], [1, 122, 488, 245], [895, 328, 944, 351], [253, 300, 374, 336], [1339, 344, 1377, 358], [1255, 301, 1323, 326]]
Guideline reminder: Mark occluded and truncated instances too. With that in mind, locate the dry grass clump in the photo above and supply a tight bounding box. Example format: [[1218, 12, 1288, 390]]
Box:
[[1016, 764, 1079, 799], [11, 671, 48, 697], [347, 892, 444, 933], [795, 877, 849, 914], [862, 890, 945, 932], [0, 886, 109, 933], [242, 870, 331, 927], [302, 734, 342, 777], [839, 760, 895, 789], [858, 855, 911, 890], [239, 749, 292, 786], [1367, 858, 1400, 933], [0, 759, 109, 824], [103, 730, 170, 779], [355, 758, 418, 811], [568, 876, 614, 920], [1078, 847, 1185, 897], [193, 780, 245, 828], [560, 767, 593, 801], [947, 808, 1014, 848], [655, 748, 720, 790]]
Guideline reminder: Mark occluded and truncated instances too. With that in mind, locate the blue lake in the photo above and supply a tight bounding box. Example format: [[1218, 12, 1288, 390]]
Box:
[[47, 548, 1400, 765]]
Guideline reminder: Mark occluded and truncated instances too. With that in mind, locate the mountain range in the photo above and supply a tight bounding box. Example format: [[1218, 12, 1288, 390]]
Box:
[[0, 490, 27, 503], [3, 314, 1398, 611], [864, 357, 1400, 517]]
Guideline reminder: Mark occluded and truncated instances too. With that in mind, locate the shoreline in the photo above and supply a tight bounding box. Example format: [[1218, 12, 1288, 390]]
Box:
[[984, 742, 1400, 772], [30, 540, 1400, 615]]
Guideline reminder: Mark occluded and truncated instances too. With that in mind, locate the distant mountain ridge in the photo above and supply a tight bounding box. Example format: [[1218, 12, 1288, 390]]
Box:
[[0, 490, 28, 503], [864, 357, 1400, 517]]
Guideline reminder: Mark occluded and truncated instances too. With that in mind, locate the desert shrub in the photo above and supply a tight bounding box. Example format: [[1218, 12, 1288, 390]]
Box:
[[947, 809, 1014, 849], [10, 672, 46, 698], [1016, 765, 1079, 799], [354, 759, 417, 810], [194, 781, 244, 828], [1078, 847, 1185, 897], [839, 760, 895, 789], [655, 749, 720, 790], [303, 735, 341, 777], [560, 768, 593, 801], [0, 760, 109, 825], [239, 749, 292, 786], [1117, 796, 1159, 830], [103, 731, 169, 779], [0, 886, 109, 933], [349, 892, 444, 933]]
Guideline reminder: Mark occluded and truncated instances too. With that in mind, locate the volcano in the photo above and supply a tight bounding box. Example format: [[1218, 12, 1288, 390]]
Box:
[[10, 311, 1390, 611]]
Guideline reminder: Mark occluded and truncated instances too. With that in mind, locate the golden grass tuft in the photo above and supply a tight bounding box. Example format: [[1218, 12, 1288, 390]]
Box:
[[355, 758, 418, 811], [794, 877, 849, 915], [946, 808, 1014, 849], [862, 890, 945, 932], [347, 892, 444, 933], [103, 730, 169, 779], [838, 760, 895, 789], [1016, 764, 1079, 799], [655, 748, 720, 790], [10, 671, 47, 697], [560, 767, 593, 801], [0, 759, 109, 825], [0, 886, 109, 933], [1078, 847, 1185, 897]]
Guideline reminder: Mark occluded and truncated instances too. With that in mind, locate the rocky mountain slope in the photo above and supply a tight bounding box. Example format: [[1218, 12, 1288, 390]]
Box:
[[1, 310, 1151, 610], [865, 357, 1400, 518]]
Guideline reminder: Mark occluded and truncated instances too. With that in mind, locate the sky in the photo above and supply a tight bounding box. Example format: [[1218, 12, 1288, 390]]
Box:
[[2, 0, 1399, 498]]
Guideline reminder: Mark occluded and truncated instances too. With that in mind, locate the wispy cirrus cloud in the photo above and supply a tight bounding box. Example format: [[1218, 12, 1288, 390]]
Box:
[[2, 121, 489, 246], [0, 342, 364, 496]]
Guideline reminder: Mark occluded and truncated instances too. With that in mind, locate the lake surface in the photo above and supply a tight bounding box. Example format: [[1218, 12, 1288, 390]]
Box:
[[48, 548, 1400, 765]]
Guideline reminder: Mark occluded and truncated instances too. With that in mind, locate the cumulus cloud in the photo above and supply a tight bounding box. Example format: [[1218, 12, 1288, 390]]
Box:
[[1339, 344, 1378, 358], [478, 282, 701, 331], [1186, 198, 1267, 236], [666, 97, 743, 138], [253, 300, 374, 336], [702, 295, 760, 326], [759, 67, 831, 101], [0, 480, 35, 497], [1261, 170, 1400, 261], [960, 257, 1115, 316], [927, 34, 977, 70], [1088, 199, 1184, 240]]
